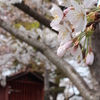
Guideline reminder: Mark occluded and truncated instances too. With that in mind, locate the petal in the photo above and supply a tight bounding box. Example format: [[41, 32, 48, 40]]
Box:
[[52, 24, 66, 32], [83, 0, 97, 8], [86, 52, 94, 65], [64, 41, 72, 49], [82, 16, 87, 31], [73, 15, 87, 32], [75, 17, 83, 32], [66, 0, 72, 7], [66, 10, 75, 24], [60, 32, 71, 45], [50, 18, 61, 27], [71, 46, 82, 60], [75, 17, 86, 32], [57, 45, 66, 57], [50, 3, 63, 19], [64, 22, 72, 32], [71, 0, 80, 12]]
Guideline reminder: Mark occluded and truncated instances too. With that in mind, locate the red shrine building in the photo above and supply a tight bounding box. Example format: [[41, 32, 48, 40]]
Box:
[[0, 71, 44, 100]]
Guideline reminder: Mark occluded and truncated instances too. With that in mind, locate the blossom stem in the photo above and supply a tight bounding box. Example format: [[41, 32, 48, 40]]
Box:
[[78, 33, 85, 43], [73, 32, 84, 41], [86, 37, 89, 54], [89, 7, 99, 12], [89, 36, 92, 47], [82, 37, 86, 52], [81, 33, 85, 39], [77, 32, 84, 38]]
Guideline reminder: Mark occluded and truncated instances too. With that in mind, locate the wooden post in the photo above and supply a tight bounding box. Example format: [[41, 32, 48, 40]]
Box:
[[44, 66, 50, 100]]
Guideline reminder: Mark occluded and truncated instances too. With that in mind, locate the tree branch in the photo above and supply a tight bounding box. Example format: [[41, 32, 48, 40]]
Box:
[[14, 2, 51, 29], [0, 19, 93, 100], [86, 18, 100, 27]]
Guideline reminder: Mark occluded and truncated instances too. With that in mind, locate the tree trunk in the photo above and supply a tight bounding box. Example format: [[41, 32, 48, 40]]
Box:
[[89, 23, 100, 100]]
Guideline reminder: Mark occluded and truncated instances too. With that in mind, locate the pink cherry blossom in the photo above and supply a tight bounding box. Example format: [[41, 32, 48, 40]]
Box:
[[57, 40, 72, 57], [86, 52, 94, 65], [63, 7, 73, 15], [52, 22, 71, 44], [66, 0, 87, 32], [57, 45, 66, 57], [50, 4, 63, 27], [64, 41, 72, 49]]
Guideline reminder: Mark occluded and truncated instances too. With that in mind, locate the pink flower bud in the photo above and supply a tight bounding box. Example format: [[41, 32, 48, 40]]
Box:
[[85, 52, 94, 65], [57, 45, 66, 57], [65, 41, 72, 49], [57, 41, 72, 57], [63, 7, 73, 15]]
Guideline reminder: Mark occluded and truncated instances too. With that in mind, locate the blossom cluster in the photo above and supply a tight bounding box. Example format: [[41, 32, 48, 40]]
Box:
[[50, 0, 100, 65]]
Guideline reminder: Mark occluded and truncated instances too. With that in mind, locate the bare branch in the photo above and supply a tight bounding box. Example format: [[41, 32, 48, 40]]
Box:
[[14, 2, 51, 29], [0, 19, 93, 100]]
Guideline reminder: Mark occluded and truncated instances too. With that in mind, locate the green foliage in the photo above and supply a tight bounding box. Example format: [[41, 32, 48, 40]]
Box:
[[15, 23, 21, 29], [15, 21, 40, 30]]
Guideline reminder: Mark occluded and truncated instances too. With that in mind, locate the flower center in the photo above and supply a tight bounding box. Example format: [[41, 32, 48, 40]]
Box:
[[59, 31, 67, 40], [73, 10, 85, 24], [53, 12, 58, 19], [77, 10, 84, 20]]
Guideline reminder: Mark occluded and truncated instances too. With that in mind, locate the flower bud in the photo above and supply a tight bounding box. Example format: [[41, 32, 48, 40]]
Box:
[[63, 7, 74, 16], [57, 45, 66, 57], [85, 25, 94, 37], [87, 12, 95, 22], [65, 41, 72, 49], [85, 52, 94, 65]]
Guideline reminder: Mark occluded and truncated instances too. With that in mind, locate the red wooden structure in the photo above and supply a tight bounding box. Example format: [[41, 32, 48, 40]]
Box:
[[0, 71, 44, 100]]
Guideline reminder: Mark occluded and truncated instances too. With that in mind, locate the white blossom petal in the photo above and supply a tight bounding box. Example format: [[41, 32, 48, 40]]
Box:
[[50, 4, 63, 27]]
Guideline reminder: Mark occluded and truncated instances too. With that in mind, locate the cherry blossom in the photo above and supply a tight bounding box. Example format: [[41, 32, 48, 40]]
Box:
[[63, 7, 73, 15], [64, 40, 72, 49], [50, 0, 99, 65], [52, 23, 71, 43], [57, 45, 66, 57], [50, 4, 63, 27], [66, 0, 87, 32], [71, 46, 83, 63], [57, 40, 72, 57], [85, 52, 94, 65], [83, 0, 97, 8]]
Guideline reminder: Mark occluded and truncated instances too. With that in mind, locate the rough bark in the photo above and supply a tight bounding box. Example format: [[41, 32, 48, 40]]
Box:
[[89, 24, 100, 100], [0, 19, 93, 100]]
